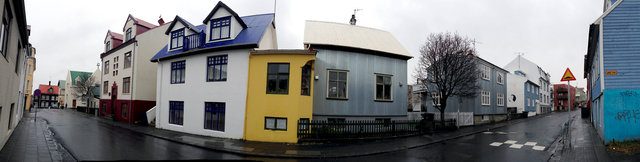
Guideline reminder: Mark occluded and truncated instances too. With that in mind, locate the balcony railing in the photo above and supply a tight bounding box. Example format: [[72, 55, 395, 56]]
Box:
[[184, 33, 205, 52]]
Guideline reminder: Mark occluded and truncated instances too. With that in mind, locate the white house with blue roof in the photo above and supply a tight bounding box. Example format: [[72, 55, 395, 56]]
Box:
[[151, 1, 276, 139]]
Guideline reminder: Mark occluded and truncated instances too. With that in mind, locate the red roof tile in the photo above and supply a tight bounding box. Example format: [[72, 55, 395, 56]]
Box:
[[38, 84, 59, 94], [126, 14, 158, 30], [109, 30, 123, 40]]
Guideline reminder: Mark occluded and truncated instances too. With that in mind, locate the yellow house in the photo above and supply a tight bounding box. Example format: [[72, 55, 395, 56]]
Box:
[[24, 47, 36, 111], [244, 49, 317, 143]]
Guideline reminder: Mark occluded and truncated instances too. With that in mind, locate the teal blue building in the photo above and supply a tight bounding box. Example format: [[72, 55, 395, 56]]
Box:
[[585, 0, 640, 143]]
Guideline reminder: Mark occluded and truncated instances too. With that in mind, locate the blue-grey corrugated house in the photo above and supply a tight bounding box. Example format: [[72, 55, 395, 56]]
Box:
[[585, 0, 640, 143], [422, 56, 508, 126], [303, 20, 412, 121]]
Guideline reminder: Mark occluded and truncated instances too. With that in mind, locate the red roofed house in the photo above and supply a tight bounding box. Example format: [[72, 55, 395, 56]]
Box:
[[99, 14, 170, 124], [38, 84, 59, 108]]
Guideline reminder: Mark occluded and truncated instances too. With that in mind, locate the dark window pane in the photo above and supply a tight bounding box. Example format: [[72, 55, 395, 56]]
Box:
[[279, 64, 289, 73], [328, 81, 337, 97], [376, 84, 384, 99], [338, 81, 347, 98], [384, 84, 391, 99], [267, 75, 277, 92], [329, 71, 337, 81], [268, 64, 278, 73], [339, 72, 347, 81]]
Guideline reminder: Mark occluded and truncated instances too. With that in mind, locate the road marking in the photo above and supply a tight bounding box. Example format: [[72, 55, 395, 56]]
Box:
[[504, 140, 517, 144], [532, 146, 546, 151], [509, 144, 524, 149], [489, 142, 503, 146], [483, 131, 493, 134], [524, 142, 537, 146]]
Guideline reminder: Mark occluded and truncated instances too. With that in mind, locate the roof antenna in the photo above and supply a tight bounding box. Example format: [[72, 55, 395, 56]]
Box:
[[350, 9, 362, 25]]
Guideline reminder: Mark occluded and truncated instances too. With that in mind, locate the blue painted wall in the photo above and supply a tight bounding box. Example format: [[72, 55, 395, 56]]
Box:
[[602, 0, 640, 90], [312, 48, 408, 118], [524, 81, 539, 112], [603, 89, 640, 143]]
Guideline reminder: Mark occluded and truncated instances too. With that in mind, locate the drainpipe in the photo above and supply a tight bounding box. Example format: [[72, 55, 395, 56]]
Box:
[[130, 40, 137, 125]]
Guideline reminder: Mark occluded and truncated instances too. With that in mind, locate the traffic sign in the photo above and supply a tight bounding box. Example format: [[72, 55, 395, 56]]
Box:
[[34, 89, 41, 96], [561, 68, 576, 81]]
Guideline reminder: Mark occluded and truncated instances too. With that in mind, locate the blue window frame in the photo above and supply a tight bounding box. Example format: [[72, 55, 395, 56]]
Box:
[[169, 101, 184, 125], [209, 16, 231, 41], [204, 102, 225, 131], [207, 55, 227, 82], [171, 60, 186, 84], [170, 28, 184, 50]]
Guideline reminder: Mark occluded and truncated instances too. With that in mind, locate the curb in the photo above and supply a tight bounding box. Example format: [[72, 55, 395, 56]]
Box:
[[68, 109, 552, 158]]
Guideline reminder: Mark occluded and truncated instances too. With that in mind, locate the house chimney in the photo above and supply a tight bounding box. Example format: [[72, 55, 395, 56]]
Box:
[[349, 14, 356, 25], [49, 81, 51, 86], [158, 15, 165, 25]]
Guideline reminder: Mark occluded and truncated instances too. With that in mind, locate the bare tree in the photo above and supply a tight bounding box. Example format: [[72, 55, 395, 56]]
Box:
[[415, 32, 480, 126], [71, 73, 96, 112]]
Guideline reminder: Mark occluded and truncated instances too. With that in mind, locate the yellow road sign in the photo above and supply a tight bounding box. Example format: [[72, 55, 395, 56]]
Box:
[[561, 68, 576, 81]]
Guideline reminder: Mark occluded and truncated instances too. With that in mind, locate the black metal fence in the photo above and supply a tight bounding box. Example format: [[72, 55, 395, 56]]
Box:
[[297, 120, 423, 140]]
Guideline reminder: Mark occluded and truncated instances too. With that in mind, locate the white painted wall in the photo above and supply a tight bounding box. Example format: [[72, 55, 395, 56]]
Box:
[[132, 23, 170, 101], [507, 73, 526, 113], [155, 49, 250, 139], [257, 23, 277, 49], [503, 56, 552, 111], [124, 18, 136, 41], [101, 44, 134, 100]]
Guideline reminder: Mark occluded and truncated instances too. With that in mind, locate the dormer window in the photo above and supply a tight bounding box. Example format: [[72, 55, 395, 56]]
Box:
[[170, 29, 184, 50], [105, 41, 111, 52], [125, 28, 132, 41], [210, 17, 230, 41]]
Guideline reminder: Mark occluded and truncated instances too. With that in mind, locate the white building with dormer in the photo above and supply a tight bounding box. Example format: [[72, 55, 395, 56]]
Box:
[[99, 14, 170, 124], [151, 1, 276, 139]]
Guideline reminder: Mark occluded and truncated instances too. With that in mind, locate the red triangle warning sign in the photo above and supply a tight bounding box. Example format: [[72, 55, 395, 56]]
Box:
[[561, 68, 576, 81]]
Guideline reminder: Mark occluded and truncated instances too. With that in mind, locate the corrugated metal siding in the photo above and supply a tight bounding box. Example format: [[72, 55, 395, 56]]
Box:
[[602, 0, 640, 89], [312, 48, 408, 116]]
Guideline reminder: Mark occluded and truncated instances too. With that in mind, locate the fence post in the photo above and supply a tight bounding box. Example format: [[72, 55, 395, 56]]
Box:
[[392, 121, 396, 136]]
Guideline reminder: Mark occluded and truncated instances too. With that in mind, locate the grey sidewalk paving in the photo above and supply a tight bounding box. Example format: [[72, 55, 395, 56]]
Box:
[[551, 111, 612, 162], [0, 111, 75, 162], [70, 109, 550, 158]]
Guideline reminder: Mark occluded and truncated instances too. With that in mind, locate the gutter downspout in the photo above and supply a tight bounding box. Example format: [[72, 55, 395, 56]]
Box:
[[156, 58, 162, 128], [130, 40, 137, 125]]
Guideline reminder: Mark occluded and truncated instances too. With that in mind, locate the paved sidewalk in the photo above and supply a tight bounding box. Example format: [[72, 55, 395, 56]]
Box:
[[70, 109, 550, 158], [0, 111, 75, 162], [551, 111, 612, 162]]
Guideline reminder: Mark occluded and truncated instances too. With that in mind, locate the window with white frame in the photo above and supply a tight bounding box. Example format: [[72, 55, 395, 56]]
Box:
[[327, 70, 348, 99], [497, 73, 503, 84], [482, 115, 489, 121], [481, 65, 490, 80], [375, 74, 393, 101], [481, 90, 490, 105], [497, 93, 504, 106], [527, 98, 530, 107], [125, 28, 132, 41], [431, 92, 441, 106]]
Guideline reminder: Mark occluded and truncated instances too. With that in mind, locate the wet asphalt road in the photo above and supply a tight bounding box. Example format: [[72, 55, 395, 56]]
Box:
[[36, 109, 572, 161], [36, 109, 245, 161], [331, 111, 574, 162]]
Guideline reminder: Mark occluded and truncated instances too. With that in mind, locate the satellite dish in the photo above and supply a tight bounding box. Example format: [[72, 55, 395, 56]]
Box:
[[511, 94, 516, 101]]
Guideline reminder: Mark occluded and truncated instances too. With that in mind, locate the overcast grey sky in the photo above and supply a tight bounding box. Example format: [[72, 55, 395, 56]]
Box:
[[26, 0, 602, 91]]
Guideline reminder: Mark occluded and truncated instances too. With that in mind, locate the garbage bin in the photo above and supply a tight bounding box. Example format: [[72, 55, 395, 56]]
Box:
[[581, 107, 590, 118]]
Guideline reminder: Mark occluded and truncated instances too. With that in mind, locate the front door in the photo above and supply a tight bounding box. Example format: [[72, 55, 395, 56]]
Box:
[[72, 100, 76, 107], [111, 82, 118, 120]]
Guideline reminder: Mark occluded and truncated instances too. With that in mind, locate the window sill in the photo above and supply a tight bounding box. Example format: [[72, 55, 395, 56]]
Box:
[[267, 92, 289, 95], [170, 83, 185, 84], [206, 80, 227, 82], [204, 128, 225, 132], [374, 99, 393, 102], [326, 97, 348, 100], [265, 129, 287, 131], [209, 37, 231, 42], [168, 123, 184, 127]]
